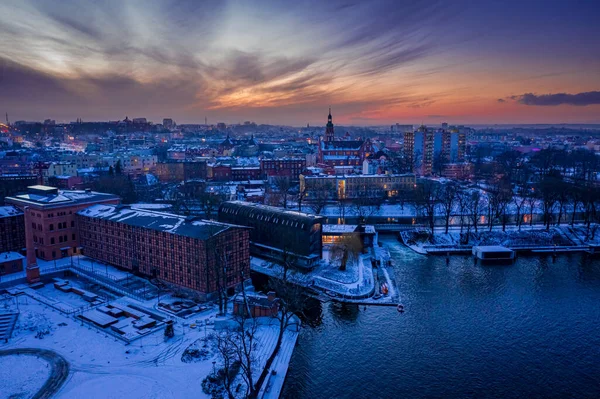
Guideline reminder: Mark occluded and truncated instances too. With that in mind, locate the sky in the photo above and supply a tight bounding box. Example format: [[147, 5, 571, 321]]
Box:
[[0, 0, 599, 126]]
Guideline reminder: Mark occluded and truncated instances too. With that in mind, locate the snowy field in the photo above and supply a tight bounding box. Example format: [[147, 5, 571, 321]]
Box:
[[1, 293, 298, 399], [0, 354, 51, 399]]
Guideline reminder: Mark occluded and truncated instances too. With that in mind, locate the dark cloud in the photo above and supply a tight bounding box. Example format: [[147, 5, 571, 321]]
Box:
[[497, 98, 506, 103], [0, 58, 205, 120], [517, 91, 600, 106]]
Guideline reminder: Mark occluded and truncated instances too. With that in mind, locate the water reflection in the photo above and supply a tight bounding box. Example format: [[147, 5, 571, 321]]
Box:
[[284, 236, 600, 399]]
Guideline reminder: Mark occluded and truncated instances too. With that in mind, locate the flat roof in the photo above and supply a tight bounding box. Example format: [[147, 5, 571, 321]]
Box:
[[473, 245, 513, 252], [0, 252, 25, 262], [0, 206, 23, 218], [6, 187, 119, 208], [79, 204, 248, 240]]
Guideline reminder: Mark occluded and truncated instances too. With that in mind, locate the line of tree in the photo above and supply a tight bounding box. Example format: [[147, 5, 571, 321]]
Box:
[[411, 147, 600, 240]]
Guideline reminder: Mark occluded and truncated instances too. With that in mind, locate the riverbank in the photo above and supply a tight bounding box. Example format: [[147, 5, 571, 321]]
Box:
[[250, 244, 399, 305], [399, 224, 600, 255], [282, 239, 600, 399]]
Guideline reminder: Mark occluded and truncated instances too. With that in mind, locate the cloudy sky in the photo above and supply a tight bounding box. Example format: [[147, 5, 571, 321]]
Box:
[[1, 0, 599, 125]]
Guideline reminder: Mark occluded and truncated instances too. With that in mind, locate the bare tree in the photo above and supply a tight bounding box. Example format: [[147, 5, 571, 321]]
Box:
[[329, 234, 363, 271], [468, 190, 485, 233], [438, 182, 458, 234], [537, 172, 560, 231], [230, 313, 260, 398], [197, 184, 227, 220], [456, 189, 471, 234], [307, 185, 330, 215], [273, 176, 293, 209], [212, 329, 239, 399], [487, 177, 512, 231], [350, 190, 382, 225], [413, 180, 439, 237]]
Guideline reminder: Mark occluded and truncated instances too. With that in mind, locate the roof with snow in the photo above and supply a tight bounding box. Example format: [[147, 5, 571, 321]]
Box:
[[6, 186, 119, 208], [78, 204, 248, 240], [0, 205, 23, 218], [0, 252, 25, 262], [219, 201, 325, 225]]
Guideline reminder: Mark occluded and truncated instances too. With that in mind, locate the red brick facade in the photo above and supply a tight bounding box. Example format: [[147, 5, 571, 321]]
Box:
[[77, 212, 250, 296]]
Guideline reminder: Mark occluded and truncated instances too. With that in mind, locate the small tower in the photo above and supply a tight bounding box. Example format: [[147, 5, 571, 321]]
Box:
[[23, 207, 40, 284], [325, 107, 335, 142]]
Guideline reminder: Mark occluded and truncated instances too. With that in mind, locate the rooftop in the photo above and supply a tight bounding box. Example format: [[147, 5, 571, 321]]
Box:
[[220, 201, 325, 225], [0, 251, 25, 262], [78, 204, 248, 240], [6, 186, 119, 208], [0, 205, 23, 218]]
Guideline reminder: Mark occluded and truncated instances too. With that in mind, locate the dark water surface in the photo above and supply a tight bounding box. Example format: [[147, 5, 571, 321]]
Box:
[[282, 236, 600, 399]]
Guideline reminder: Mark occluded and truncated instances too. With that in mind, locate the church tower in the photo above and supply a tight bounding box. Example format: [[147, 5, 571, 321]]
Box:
[[325, 107, 335, 142]]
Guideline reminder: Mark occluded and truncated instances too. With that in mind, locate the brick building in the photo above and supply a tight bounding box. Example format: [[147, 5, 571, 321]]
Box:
[[231, 166, 262, 181], [5, 185, 120, 261], [0, 252, 24, 277], [318, 110, 373, 167], [261, 157, 307, 181], [210, 164, 232, 181], [155, 160, 208, 182], [77, 204, 251, 297], [0, 206, 25, 254]]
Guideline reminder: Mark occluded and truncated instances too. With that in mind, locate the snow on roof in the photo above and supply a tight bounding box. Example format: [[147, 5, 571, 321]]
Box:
[[79, 204, 247, 240], [473, 245, 513, 252], [0, 251, 25, 262], [0, 205, 23, 218], [7, 187, 119, 207], [322, 224, 358, 234]]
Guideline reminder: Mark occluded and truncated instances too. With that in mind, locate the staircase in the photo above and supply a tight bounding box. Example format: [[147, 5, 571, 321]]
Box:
[[0, 311, 19, 342]]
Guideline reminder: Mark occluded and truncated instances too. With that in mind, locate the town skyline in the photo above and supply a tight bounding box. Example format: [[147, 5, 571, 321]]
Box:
[[1, 0, 600, 125]]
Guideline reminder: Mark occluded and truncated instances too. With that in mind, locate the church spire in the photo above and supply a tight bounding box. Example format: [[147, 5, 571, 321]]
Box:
[[325, 107, 334, 142]]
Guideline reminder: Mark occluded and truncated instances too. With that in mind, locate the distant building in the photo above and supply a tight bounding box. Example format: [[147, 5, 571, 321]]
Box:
[[77, 204, 250, 297], [5, 185, 120, 261], [132, 118, 147, 124], [0, 206, 25, 254], [318, 109, 373, 167], [300, 174, 416, 200], [155, 160, 208, 182], [162, 118, 175, 130], [441, 163, 473, 180], [0, 174, 38, 204], [394, 124, 413, 134], [43, 162, 77, 180], [218, 201, 325, 268], [231, 166, 262, 181], [403, 126, 434, 175], [261, 157, 307, 181]]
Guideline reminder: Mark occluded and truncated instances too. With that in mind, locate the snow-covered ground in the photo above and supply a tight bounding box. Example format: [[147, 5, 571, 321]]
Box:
[[0, 354, 51, 399], [1, 284, 298, 399], [399, 224, 588, 254]]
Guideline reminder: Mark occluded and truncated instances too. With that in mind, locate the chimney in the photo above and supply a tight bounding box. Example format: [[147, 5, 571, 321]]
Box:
[[267, 291, 276, 302], [23, 206, 41, 284]]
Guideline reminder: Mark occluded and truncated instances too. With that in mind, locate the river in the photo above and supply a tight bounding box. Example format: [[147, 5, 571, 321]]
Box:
[[281, 236, 600, 398]]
